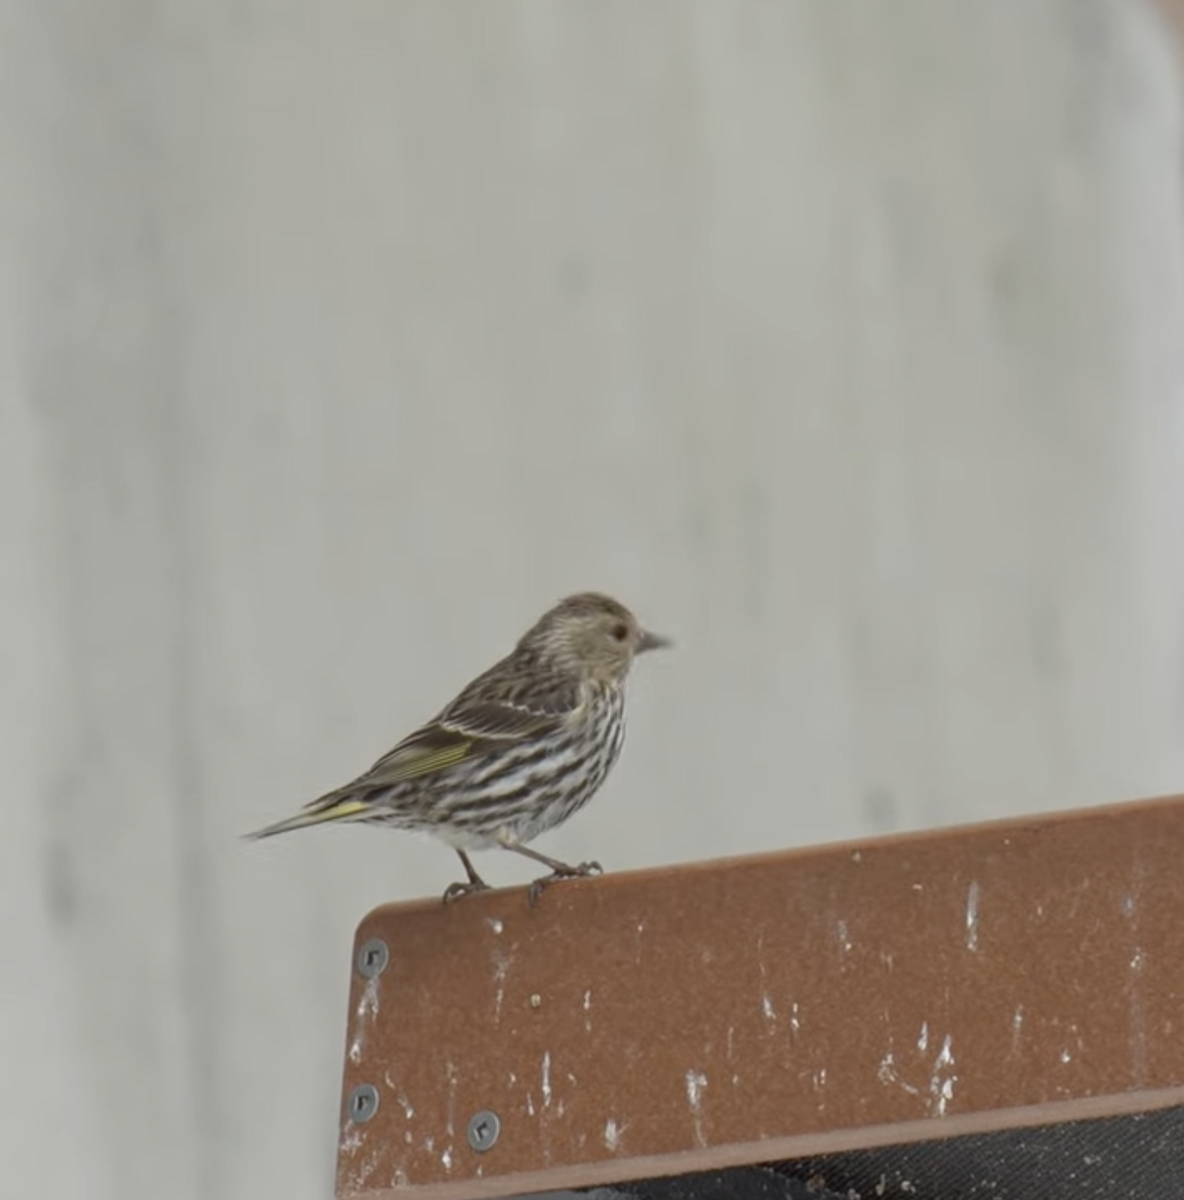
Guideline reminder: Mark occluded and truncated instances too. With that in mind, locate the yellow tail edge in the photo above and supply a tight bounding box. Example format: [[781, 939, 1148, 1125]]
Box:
[[243, 798, 370, 841]]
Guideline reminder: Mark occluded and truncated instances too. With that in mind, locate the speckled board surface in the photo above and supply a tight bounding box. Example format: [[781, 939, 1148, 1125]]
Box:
[[335, 793, 1184, 1199]]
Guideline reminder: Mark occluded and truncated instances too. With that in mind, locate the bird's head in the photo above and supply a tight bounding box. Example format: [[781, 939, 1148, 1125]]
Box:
[[520, 592, 671, 682]]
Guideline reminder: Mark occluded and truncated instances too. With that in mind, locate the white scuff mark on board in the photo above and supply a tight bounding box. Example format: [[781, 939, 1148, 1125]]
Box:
[[445, 1061, 458, 1140], [440, 1147, 453, 1171], [935, 1035, 954, 1069], [492, 947, 511, 1023], [917, 1021, 929, 1053], [928, 1035, 957, 1117], [790, 1002, 801, 1035], [541, 1051, 553, 1108], [350, 975, 381, 1062], [604, 1118, 623, 1151], [836, 920, 853, 953], [583, 989, 593, 1032], [382, 1072, 415, 1121], [487, 917, 504, 934], [965, 881, 981, 952], [756, 940, 776, 1031], [877, 1050, 920, 1097], [876, 1051, 894, 1087], [685, 1069, 708, 1146], [357, 976, 380, 1020], [353, 1152, 379, 1187]]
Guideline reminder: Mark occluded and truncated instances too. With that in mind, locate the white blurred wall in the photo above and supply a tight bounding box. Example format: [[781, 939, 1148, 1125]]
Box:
[[3, 2, 1184, 1198]]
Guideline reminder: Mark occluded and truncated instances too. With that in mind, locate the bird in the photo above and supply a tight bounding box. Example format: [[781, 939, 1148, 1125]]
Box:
[[246, 592, 670, 905]]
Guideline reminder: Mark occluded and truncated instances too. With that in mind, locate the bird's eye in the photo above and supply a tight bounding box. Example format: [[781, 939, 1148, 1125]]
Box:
[[610, 622, 629, 642]]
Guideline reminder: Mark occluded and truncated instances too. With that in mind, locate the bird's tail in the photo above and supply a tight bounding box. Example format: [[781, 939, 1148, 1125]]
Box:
[[244, 790, 372, 840]]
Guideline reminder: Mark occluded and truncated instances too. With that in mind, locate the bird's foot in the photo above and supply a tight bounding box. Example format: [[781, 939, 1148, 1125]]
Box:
[[442, 878, 491, 905], [526, 860, 603, 908]]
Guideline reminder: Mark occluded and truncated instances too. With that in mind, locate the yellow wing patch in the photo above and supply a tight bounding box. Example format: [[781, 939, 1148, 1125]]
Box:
[[378, 739, 473, 781]]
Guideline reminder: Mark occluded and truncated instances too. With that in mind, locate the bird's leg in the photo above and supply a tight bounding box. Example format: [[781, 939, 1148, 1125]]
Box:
[[442, 850, 492, 905], [496, 835, 603, 907]]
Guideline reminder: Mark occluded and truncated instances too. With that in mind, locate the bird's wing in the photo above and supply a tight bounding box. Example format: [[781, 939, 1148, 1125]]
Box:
[[252, 657, 585, 835], [293, 722, 491, 816], [349, 665, 582, 791], [287, 665, 580, 821]]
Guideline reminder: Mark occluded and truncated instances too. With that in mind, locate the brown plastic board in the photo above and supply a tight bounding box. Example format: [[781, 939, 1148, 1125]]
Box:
[[335, 793, 1184, 1199]]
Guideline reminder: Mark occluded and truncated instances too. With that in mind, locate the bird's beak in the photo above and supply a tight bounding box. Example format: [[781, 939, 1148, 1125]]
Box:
[[636, 628, 673, 654]]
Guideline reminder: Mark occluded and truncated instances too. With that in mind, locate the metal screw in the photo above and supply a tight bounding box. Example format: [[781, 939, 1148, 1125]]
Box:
[[348, 1084, 380, 1124], [467, 1109, 500, 1152], [356, 938, 389, 979]]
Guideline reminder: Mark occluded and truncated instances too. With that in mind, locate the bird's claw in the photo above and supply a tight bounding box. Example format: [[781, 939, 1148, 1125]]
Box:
[[526, 860, 604, 908], [442, 879, 491, 905]]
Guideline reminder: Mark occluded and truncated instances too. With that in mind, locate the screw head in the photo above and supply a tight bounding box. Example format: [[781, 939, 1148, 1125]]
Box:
[[356, 938, 389, 979], [347, 1083, 380, 1124], [467, 1109, 500, 1152]]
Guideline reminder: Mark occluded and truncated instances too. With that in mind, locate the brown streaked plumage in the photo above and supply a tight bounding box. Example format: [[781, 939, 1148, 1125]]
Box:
[[246, 592, 670, 905]]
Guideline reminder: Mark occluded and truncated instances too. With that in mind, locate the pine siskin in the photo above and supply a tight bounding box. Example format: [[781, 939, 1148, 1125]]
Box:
[[246, 592, 670, 905]]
